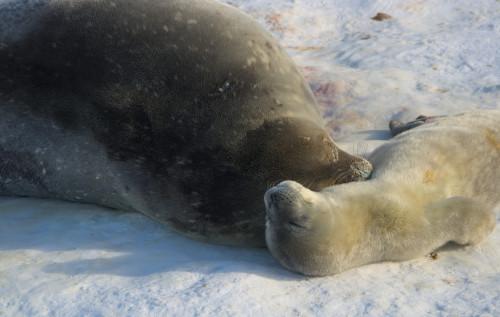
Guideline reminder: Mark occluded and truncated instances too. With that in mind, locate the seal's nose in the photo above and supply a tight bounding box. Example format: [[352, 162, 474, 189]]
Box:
[[264, 186, 287, 224], [264, 187, 278, 210]]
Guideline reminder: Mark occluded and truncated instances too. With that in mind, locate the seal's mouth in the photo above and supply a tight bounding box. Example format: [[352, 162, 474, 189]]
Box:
[[286, 220, 307, 229]]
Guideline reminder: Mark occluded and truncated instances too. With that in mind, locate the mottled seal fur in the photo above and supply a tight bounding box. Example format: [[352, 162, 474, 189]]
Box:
[[0, 0, 372, 246], [265, 110, 499, 275]]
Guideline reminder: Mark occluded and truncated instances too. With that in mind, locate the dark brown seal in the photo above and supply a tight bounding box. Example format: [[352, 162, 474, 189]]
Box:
[[0, 0, 372, 246]]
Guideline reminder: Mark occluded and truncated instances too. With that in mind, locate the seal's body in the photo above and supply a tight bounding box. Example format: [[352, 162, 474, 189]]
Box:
[[265, 110, 499, 275], [0, 0, 371, 246]]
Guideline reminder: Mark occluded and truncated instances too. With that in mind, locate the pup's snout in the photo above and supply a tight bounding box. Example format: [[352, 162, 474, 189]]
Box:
[[264, 181, 303, 212], [264, 187, 280, 210], [265, 186, 290, 211]]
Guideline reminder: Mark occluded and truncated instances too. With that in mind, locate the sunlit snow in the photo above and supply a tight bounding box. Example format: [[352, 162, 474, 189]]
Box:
[[1, 0, 499, 315]]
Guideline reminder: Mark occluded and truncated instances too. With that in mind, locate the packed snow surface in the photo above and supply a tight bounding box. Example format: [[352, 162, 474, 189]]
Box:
[[1, 0, 500, 315]]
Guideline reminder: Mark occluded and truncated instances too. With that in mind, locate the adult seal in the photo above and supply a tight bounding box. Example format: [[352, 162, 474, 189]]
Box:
[[0, 0, 372, 246], [265, 110, 499, 275]]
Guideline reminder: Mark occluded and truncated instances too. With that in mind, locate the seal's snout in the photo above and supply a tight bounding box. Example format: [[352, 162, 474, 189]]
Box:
[[265, 181, 301, 210], [264, 181, 304, 220], [331, 157, 372, 185], [265, 187, 286, 224], [350, 159, 373, 180], [264, 181, 314, 231]]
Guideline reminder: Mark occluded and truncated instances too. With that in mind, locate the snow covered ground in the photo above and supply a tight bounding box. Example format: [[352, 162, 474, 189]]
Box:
[[1, 0, 500, 315]]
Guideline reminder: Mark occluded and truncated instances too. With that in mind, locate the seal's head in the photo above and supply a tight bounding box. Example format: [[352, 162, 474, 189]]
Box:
[[239, 118, 372, 191], [264, 180, 340, 276]]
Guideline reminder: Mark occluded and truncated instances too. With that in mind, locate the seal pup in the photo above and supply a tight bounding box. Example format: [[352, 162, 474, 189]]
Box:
[[265, 110, 499, 275], [0, 0, 372, 246]]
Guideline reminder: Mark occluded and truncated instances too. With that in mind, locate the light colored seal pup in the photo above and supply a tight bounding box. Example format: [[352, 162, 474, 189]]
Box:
[[0, 0, 372, 246], [265, 110, 499, 275]]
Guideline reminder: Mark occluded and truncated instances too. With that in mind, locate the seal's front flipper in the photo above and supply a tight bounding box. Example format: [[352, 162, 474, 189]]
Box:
[[389, 119, 426, 136], [389, 115, 445, 137], [426, 197, 496, 246]]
